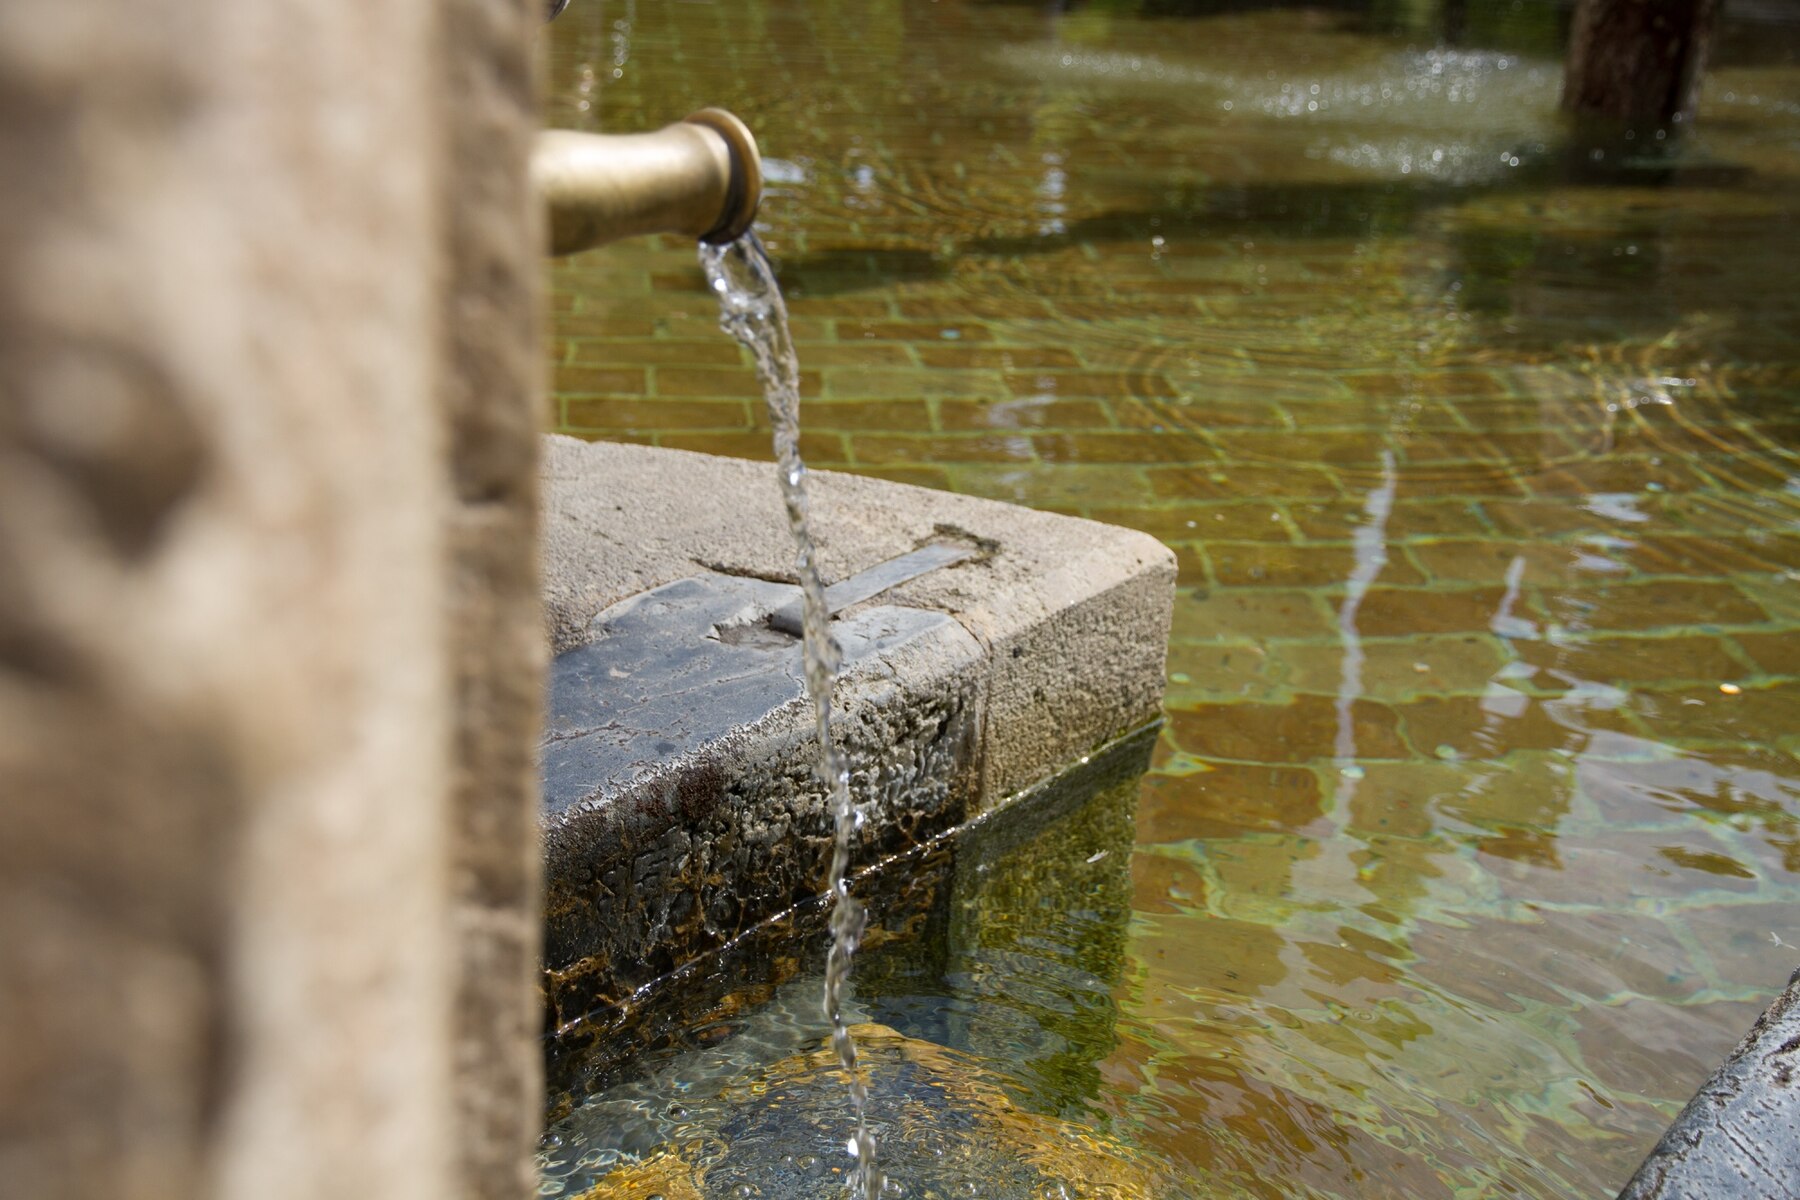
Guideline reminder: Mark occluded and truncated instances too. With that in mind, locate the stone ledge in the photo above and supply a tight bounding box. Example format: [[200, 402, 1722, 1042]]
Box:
[[1619, 967, 1800, 1200], [537, 436, 1175, 1043]]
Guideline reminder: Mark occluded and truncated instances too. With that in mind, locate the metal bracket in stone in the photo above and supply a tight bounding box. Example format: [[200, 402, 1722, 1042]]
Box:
[[765, 541, 975, 637]]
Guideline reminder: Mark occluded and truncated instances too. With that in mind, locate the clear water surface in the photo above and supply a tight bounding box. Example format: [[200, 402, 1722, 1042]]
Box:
[[540, 1, 1800, 1196]]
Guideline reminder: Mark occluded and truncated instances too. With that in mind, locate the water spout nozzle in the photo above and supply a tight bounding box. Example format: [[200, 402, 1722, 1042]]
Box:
[[533, 108, 762, 256]]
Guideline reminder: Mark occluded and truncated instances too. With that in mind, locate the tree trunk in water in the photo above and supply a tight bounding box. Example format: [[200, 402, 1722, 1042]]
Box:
[[1562, 0, 1723, 128]]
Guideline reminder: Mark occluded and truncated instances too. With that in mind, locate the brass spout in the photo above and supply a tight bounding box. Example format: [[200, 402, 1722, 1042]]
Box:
[[533, 109, 762, 256]]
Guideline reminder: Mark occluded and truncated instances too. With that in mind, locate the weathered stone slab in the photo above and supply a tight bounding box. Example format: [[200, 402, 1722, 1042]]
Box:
[[537, 436, 1175, 1049], [544, 572, 963, 818], [540, 574, 985, 1028], [541, 435, 1175, 801], [1618, 967, 1800, 1200]]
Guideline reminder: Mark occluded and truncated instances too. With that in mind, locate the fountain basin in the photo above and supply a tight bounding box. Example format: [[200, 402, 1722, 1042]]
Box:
[[538, 436, 1174, 1104]]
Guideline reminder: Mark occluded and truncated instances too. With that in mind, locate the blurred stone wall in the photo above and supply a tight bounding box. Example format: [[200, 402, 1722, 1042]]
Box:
[[0, 1, 543, 1197], [439, 1, 548, 1196]]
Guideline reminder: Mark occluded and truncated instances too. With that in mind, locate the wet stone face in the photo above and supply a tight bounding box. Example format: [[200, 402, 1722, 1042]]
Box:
[[540, 673, 979, 1038]]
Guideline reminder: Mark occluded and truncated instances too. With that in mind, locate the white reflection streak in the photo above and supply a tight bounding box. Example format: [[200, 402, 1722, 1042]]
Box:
[[1335, 451, 1397, 769], [1490, 552, 1533, 638]]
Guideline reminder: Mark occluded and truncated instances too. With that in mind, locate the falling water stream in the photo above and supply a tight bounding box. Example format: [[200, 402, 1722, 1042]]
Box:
[[699, 231, 882, 1200]]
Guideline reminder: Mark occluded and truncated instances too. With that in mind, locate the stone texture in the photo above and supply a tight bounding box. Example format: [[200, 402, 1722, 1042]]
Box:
[[1618, 968, 1800, 1200], [0, 1, 545, 1197], [437, 1, 546, 1196], [0, 2, 455, 1197]]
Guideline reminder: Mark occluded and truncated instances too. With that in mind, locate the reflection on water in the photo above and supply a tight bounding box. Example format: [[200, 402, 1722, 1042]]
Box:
[[545, 0, 1800, 1195], [541, 755, 1177, 1198]]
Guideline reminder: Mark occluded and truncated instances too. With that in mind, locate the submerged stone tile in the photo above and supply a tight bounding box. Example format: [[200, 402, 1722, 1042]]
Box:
[[558, 365, 648, 395], [1482, 498, 1656, 538], [1169, 542, 1207, 584], [1083, 504, 1272, 543], [1164, 639, 1280, 704], [1525, 456, 1708, 496], [1735, 630, 1800, 677], [839, 319, 995, 342], [574, 339, 745, 366], [1003, 370, 1178, 399], [1129, 908, 1291, 1000], [1634, 534, 1800, 577], [1573, 995, 1764, 1103], [1409, 539, 1657, 586], [794, 399, 934, 432], [1149, 463, 1343, 500], [658, 430, 846, 464], [1354, 586, 1514, 638], [1630, 682, 1800, 747], [785, 295, 893, 318], [564, 398, 749, 431], [1289, 499, 1492, 541], [1137, 762, 1323, 842], [1169, 694, 1406, 763], [849, 433, 1038, 464], [1487, 829, 1767, 908], [1130, 851, 1212, 915], [1398, 429, 1580, 467], [1396, 693, 1588, 758], [1033, 431, 1212, 464], [1682, 901, 1800, 992], [938, 397, 1113, 432], [1208, 541, 1426, 588], [916, 344, 1080, 370], [828, 366, 1002, 398], [897, 296, 1055, 320], [1280, 634, 1510, 700], [1213, 429, 1396, 469], [1534, 580, 1772, 634], [1338, 760, 1475, 839], [1517, 634, 1745, 687], [1171, 587, 1336, 642], [946, 464, 1157, 509], [755, 342, 916, 368], [1430, 752, 1580, 833], [1388, 465, 1532, 499], [1348, 370, 1514, 399], [1736, 575, 1800, 624], [657, 365, 823, 398], [554, 312, 659, 339]]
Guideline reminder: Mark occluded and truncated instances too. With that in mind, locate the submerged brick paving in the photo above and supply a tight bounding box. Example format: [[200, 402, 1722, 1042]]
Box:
[[542, 3, 1800, 1196]]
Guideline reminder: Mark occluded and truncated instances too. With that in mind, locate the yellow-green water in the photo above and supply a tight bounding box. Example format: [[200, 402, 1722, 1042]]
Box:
[[541, 1, 1800, 1195]]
